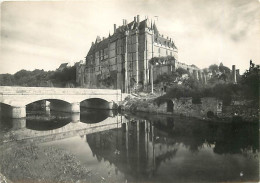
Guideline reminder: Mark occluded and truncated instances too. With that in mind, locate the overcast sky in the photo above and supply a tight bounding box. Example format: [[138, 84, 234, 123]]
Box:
[[0, 0, 259, 74]]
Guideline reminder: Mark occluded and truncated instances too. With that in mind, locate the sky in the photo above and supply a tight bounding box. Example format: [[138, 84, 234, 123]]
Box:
[[0, 0, 259, 74]]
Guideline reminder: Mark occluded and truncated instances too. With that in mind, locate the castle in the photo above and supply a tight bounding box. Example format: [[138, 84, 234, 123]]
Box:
[[76, 15, 236, 92]]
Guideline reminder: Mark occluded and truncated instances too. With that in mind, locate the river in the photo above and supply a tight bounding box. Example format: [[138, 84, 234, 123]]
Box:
[[0, 108, 259, 183]]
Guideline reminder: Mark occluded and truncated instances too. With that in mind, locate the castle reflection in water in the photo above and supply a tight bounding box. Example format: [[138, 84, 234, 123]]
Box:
[[86, 112, 258, 182]]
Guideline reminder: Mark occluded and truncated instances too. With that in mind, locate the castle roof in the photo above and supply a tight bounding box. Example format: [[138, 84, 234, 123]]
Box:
[[87, 38, 109, 56], [86, 16, 177, 58], [115, 19, 146, 33], [155, 35, 177, 49], [138, 19, 147, 30], [57, 63, 68, 71]]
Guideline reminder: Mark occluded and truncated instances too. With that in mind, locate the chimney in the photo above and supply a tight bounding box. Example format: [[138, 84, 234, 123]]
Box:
[[137, 15, 140, 23], [125, 19, 128, 25], [114, 24, 116, 33], [123, 19, 125, 25], [193, 70, 199, 80], [232, 65, 237, 84], [103, 37, 105, 40], [134, 16, 136, 22], [236, 69, 240, 81]]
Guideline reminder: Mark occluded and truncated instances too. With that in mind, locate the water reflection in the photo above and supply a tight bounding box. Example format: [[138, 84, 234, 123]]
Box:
[[26, 119, 70, 131], [0, 110, 258, 182], [85, 114, 258, 182], [80, 108, 117, 124], [8, 109, 116, 131], [26, 112, 72, 131]]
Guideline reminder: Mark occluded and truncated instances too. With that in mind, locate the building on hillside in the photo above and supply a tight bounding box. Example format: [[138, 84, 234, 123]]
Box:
[[76, 15, 205, 92]]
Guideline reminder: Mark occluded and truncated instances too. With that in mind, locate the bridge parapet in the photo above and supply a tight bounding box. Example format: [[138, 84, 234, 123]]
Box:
[[0, 86, 121, 96]]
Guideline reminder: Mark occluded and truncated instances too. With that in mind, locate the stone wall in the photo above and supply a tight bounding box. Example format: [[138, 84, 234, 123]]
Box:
[[172, 97, 193, 114], [126, 97, 223, 119], [171, 98, 201, 117], [125, 96, 257, 122], [170, 97, 222, 118], [201, 97, 223, 116], [221, 105, 258, 122]]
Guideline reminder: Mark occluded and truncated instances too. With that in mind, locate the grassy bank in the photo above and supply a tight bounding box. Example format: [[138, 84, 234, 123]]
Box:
[[0, 143, 100, 183]]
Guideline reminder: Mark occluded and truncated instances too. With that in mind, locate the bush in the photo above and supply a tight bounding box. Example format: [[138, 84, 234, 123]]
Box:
[[154, 82, 241, 106]]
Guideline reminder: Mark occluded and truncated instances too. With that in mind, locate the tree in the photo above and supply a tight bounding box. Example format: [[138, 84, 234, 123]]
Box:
[[183, 77, 202, 89], [155, 73, 178, 85], [0, 64, 77, 87], [209, 64, 219, 73], [149, 56, 176, 93], [176, 68, 188, 76], [240, 60, 259, 100], [219, 63, 231, 74], [0, 74, 15, 86]]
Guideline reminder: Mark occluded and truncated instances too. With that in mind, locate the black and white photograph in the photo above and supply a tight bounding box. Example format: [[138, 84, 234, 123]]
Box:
[[0, 0, 259, 182]]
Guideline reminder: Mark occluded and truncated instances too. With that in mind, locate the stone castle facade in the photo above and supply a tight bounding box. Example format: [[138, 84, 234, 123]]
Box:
[[76, 15, 207, 92]]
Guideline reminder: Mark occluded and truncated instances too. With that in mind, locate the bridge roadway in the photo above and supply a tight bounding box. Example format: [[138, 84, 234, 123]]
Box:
[[0, 86, 122, 118]]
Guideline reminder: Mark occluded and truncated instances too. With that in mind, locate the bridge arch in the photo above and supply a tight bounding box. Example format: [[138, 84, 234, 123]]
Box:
[[0, 101, 13, 107], [24, 98, 71, 106], [26, 99, 75, 114], [80, 98, 115, 110]]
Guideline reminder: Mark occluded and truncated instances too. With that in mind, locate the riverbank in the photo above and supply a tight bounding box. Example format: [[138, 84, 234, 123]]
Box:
[[120, 93, 258, 123], [0, 143, 101, 183]]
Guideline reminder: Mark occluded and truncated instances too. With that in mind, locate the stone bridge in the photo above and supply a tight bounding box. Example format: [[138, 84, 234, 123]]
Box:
[[0, 86, 122, 118]]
